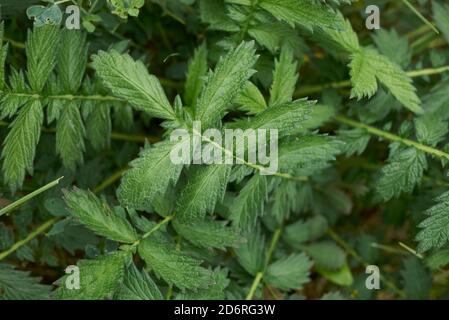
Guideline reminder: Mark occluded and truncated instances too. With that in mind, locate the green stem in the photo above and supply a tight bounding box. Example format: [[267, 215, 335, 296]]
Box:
[[246, 272, 264, 300], [335, 115, 449, 161], [0, 217, 59, 261], [110, 132, 158, 143], [4, 37, 26, 49], [6, 92, 125, 103], [246, 227, 282, 300], [370, 243, 409, 256], [327, 229, 405, 298], [237, 0, 260, 43], [0, 120, 158, 143], [0, 169, 125, 261], [192, 128, 308, 182], [131, 216, 174, 249], [0, 177, 64, 217], [295, 65, 449, 97], [398, 242, 424, 259], [92, 168, 127, 194], [401, 0, 439, 34]]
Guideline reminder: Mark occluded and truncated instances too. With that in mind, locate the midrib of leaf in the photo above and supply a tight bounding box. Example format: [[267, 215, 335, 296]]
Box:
[[130, 215, 174, 249], [191, 127, 307, 181], [105, 66, 175, 119], [236, 0, 260, 43], [294, 65, 449, 97], [0, 168, 127, 262], [4, 92, 125, 102], [335, 115, 449, 161], [178, 166, 225, 217], [246, 227, 282, 300]]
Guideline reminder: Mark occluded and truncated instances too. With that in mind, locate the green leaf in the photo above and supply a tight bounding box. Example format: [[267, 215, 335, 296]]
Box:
[[115, 262, 163, 300], [258, 0, 339, 31], [58, 29, 88, 93], [269, 47, 298, 106], [351, 48, 422, 114], [304, 241, 346, 270], [56, 101, 86, 171], [200, 0, 240, 32], [426, 249, 449, 270], [86, 103, 111, 151], [138, 237, 213, 290], [321, 291, 345, 300], [176, 268, 230, 300], [415, 114, 448, 147], [316, 262, 353, 286], [349, 49, 378, 100], [400, 257, 431, 300], [231, 99, 313, 138], [108, 0, 145, 18], [316, 13, 360, 53], [376, 148, 427, 201], [117, 140, 186, 210], [235, 81, 267, 115], [278, 135, 342, 174], [372, 29, 411, 68], [26, 25, 60, 92], [195, 41, 258, 128], [172, 217, 239, 250], [92, 50, 175, 120], [63, 188, 138, 243], [2, 100, 43, 192], [248, 22, 302, 54], [184, 43, 208, 107], [0, 23, 8, 92], [338, 128, 371, 156], [283, 215, 328, 247], [416, 191, 449, 253], [56, 251, 130, 299], [235, 227, 266, 276], [0, 263, 51, 300], [265, 253, 313, 290], [433, 1, 449, 44], [230, 174, 268, 230], [176, 165, 231, 220]]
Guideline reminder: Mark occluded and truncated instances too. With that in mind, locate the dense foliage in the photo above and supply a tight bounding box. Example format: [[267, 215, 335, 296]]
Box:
[[1, 0, 449, 300]]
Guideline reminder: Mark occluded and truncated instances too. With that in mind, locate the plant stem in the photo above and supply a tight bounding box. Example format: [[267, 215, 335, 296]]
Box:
[[295, 65, 449, 97], [0, 217, 59, 261], [131, 216, 174, 249], [327, 228, 405, 298], [370, 243, 408, 256], [398, 242, 424, 259], [335, 115, 449, 161], [0, 177, 64, 217], [92, 168, 127, 194], [193, 128, 308, 182], [246, 227, 282, 300], [110, 132, 158, 143], [0, 120, 158, 144], [0, 169, 125, 261], [4, 37, 26, 49], [401, 0, 439, 34], [6, 92, 125, 103], [246, 272, 264, 300]]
